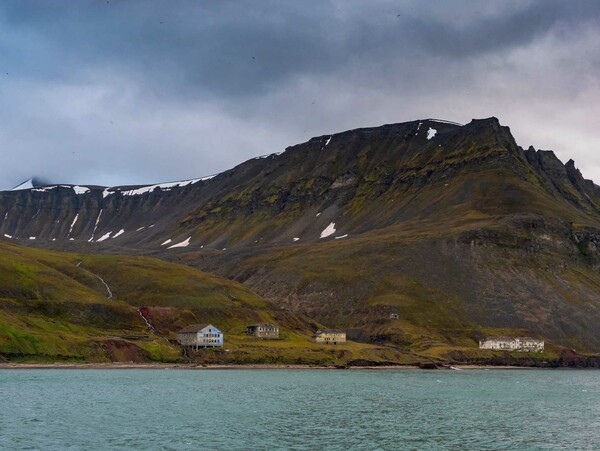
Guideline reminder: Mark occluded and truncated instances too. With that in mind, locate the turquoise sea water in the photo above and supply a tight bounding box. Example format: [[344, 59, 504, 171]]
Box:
[[0, 369, 598, 450]]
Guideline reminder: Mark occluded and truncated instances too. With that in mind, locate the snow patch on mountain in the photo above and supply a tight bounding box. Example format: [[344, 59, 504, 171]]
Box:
[[72, 186, 90, 195], [254, 152, 282, 160], [167, 237, 191, 249], [113, 229, 125, 238], [11, 179, 34, 190], [320, 222, 336, 239], [427, 128, 437, 140], [88, 209, 103, 242], [427, 118, 463, 126], [68, 214, 79, 236], [118, 177, 210, 196], [96, 232, 112, 242]]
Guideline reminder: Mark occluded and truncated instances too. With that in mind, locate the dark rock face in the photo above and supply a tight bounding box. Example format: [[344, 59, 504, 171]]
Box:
[[2, 117, 600, 352], [445, 349, 600, 368], [558, 349, 600, 368], [2, 117, 599, 252]]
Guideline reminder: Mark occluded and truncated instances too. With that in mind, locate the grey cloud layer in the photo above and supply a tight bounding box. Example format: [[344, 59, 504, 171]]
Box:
[[1, 0, 599, 188]]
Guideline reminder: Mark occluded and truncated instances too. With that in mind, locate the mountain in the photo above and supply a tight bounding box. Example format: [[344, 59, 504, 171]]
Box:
[[1, 117, 600, 362], [9, 178, 47, 191]]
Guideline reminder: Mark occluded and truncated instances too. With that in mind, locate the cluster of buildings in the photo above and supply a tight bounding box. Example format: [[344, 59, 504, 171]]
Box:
[[175, 322, 544, 355], [176, 322, 348, 348], [175, 313, 407, 349], [479, 336, 545, 353]]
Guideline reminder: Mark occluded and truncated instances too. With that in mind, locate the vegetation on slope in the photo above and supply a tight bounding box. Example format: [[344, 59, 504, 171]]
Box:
[[0, 241, 287, 362]]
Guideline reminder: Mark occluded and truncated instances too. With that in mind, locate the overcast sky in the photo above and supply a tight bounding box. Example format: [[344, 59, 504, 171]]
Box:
[[1, 0, 600, 188]]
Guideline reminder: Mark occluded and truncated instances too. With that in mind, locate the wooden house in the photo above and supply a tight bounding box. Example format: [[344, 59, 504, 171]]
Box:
[[246, 323, 280, 339], [177, 324, 223, 349], [312, 329, 346, 345]]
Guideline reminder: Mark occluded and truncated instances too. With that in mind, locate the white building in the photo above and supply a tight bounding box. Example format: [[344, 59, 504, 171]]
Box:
[[246, 323, 280, 339], [312, 329, 346, 345], [177, 324, 223, 349], [479, 336, 544, 353]]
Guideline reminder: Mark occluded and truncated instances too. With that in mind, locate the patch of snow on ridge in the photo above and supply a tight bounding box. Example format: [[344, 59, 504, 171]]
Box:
[[167, 237, 191, 249], [427, 118, 463, 126], [72, 186, 90, 195], [325, 136, 332, 146], [427, 128, 437, 140], [293, 237, 300, 242], [136, 226, 145, 232], [96, 232, 112, 242], [119, 177, 206, 196], [102, 189, 112, 198], [112, 229, 125, 238], [11, 179, 34, 190], [161, 239, 172, 246], [29, 237, 36, 240], [30, 185, 83, 193], [320, 222, 336, 239], [334, 234, 348, 239], [4, 234, 12, 239], [254, 152, 282, 160]]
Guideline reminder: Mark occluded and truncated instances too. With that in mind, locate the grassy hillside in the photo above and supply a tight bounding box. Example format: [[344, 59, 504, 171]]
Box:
[[3, 240, 469, 365], [0, 240, 292, 362]]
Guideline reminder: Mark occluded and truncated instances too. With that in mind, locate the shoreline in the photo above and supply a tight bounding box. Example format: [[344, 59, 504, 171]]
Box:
[[0, 362, 573, 370]]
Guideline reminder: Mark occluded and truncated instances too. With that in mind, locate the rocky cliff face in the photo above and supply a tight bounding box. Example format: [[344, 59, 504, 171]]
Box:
[[2, 117, 600, 352]]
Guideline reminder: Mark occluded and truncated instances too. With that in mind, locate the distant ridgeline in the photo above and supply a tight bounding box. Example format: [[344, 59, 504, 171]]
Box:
[[1, 117, 600, 362]]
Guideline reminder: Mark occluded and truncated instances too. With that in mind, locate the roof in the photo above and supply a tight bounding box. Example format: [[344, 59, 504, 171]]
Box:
[[315, 329, 345, 334], [482, 336, 543, 342], [247, 323, 278, 328], [481, 336, 515, 341], [178, 323, 213, 334]]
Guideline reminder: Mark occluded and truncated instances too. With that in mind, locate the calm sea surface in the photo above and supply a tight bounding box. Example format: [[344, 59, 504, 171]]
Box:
[[0, 369, 598, 450]]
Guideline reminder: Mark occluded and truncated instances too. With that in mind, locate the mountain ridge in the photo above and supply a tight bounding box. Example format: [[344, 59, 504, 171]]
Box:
[[2, 117, 598, 251]]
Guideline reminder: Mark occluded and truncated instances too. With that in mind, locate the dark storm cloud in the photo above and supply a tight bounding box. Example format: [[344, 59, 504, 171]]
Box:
[[0, 0, 599, 188]]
